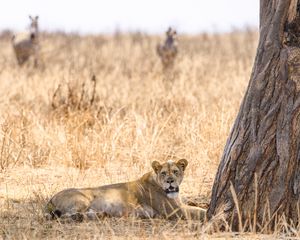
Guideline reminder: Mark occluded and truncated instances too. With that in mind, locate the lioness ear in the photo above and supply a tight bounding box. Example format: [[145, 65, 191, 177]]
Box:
[[176, 159, 188, 171], [152, 161, 162, 174]]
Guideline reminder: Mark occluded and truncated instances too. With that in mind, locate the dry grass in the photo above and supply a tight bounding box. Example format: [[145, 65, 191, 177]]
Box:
[[0, 29, 291, 239]]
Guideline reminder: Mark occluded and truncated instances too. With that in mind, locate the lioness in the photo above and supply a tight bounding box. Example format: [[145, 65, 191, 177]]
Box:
[[46, 159, 206, 221]]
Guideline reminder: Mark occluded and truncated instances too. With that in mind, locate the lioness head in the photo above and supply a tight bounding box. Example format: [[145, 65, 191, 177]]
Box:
[[152, 159, 188, 199]]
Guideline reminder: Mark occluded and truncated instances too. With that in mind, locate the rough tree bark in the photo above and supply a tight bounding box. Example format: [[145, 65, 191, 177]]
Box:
[[207, 0, 300, 230]]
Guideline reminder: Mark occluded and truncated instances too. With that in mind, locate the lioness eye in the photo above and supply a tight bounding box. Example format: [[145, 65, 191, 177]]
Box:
[[161, 171, 166, 176], [173, 170, 179, 175]]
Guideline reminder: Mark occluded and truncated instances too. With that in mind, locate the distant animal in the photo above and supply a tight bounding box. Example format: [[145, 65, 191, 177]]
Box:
[[12, 15, 40, 67], [156, 27, 178, 69], [46, 158, 206, 222]]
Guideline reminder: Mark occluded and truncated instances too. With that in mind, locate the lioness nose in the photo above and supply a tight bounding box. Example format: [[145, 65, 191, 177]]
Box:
[[167, 178, 174, 184]]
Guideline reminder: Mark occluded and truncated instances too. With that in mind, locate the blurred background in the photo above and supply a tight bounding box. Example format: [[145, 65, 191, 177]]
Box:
[[0, 0, 259, 34]]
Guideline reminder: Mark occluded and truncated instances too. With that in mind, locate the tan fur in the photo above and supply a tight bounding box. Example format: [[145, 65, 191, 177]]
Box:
[[12, 15, 39, 67], [46, 159, 206, 221]]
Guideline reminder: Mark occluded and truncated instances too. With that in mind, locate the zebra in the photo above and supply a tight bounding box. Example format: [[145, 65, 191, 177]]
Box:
[[156, 27, 178, 69]]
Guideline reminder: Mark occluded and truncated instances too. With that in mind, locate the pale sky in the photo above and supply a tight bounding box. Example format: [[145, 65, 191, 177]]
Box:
[[0, 0, 259, 34]]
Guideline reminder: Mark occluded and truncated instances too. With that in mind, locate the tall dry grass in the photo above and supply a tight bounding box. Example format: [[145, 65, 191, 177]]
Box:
[[0, 29, 292, 239]]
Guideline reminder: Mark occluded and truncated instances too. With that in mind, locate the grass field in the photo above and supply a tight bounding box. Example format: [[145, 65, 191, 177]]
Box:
[[0, 29, 286, 239]]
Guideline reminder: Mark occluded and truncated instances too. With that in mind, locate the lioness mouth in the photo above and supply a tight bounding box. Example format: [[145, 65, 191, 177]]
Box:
[[165, 187, 179, 194]]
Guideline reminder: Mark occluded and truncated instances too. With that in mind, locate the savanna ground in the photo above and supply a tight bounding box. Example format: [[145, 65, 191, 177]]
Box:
[[0, 29, 286, 239]]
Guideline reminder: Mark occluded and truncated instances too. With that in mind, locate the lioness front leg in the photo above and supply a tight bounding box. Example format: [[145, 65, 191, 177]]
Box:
[[181, 206, 206, 221]]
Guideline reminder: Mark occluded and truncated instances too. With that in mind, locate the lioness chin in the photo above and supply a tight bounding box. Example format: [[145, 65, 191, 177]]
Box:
[[46, 159, 206, 221]]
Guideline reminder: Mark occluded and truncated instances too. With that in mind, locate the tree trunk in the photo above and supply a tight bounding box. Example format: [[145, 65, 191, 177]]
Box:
[[207, 0, 300, 230]]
